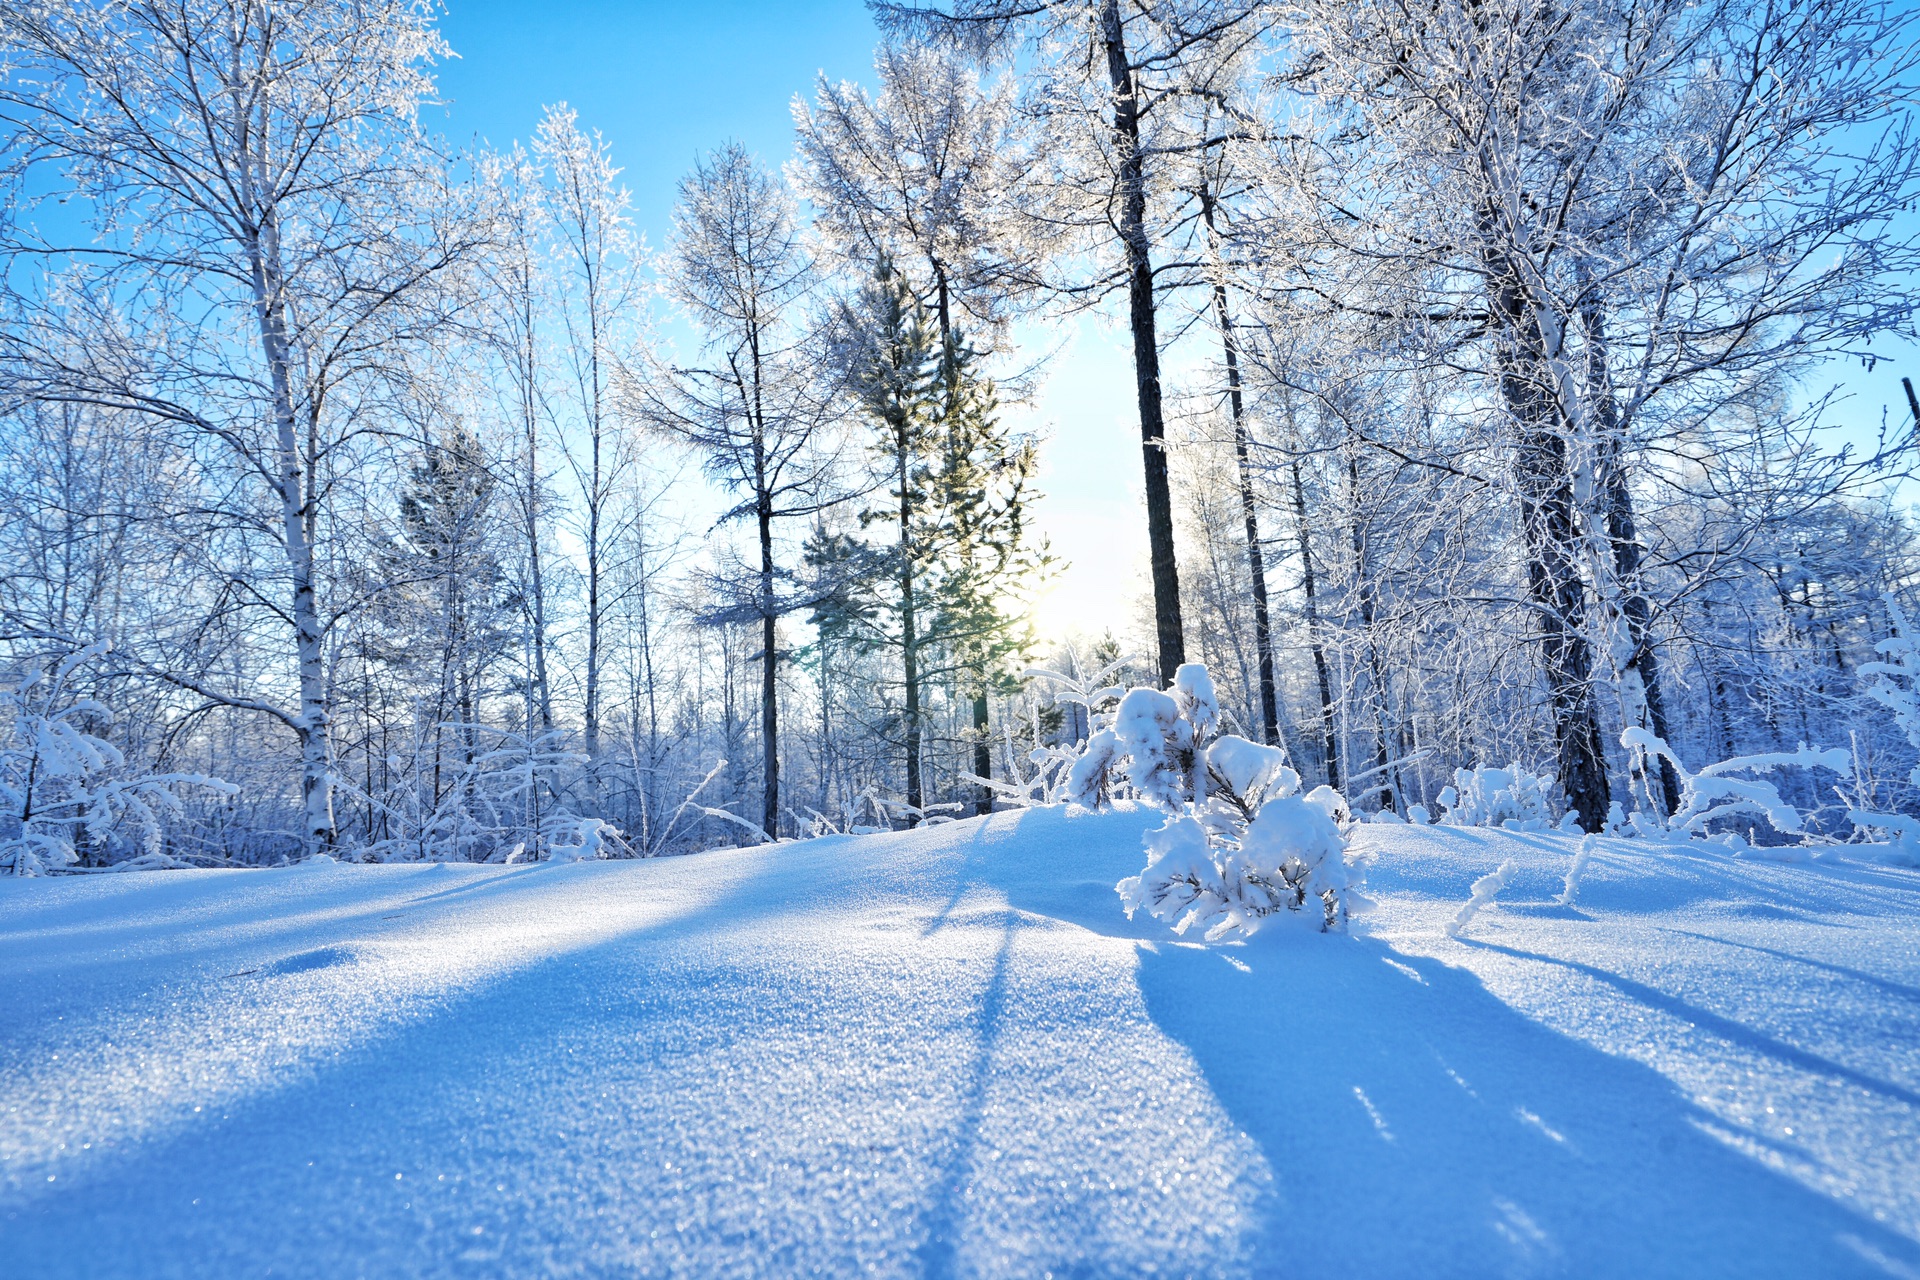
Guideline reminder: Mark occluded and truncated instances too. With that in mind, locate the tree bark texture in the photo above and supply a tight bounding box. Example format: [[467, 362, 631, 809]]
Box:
[[1099, 0, 1184, 687], [1488, 250, 1612, 832]]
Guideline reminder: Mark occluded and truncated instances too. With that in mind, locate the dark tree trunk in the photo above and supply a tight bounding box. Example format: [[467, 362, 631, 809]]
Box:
[[760, 501, 779, 839], [1290, 459, 1340, 791], [1488, 249, 1610, 832], [1198, 184, 1279, 745], [1099, 0, 1184, 686], [1581, 289, 1682, 817], [972, 694, 992, 815], [899, 426, 923, 821], [749, 318, 779, 840]]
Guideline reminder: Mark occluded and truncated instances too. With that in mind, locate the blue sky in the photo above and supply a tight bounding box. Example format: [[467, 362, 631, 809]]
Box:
[[434, 1, 880, 235]]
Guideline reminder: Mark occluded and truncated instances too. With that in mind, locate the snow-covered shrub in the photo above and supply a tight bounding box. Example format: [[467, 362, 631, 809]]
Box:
[[1436, 762, 1560, 831], [1621, 728, 1849, 838], [1093, 663, 1364, 939], [1203, 733, 1300, 819], [1112, 686, 1192, 809], [0, 642, 233, 875], [542, 817, 631, 863], [345, 727, 580, 862], [1064, 729, 1121, 810], [1119, 787, 1358, 938]]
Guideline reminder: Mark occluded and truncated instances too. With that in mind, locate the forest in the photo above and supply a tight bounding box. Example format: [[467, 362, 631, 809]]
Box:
[[2, 0, 1919, 870]]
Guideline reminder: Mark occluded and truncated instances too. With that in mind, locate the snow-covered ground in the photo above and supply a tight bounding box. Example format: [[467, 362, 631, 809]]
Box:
[[3, 807, 1918, 1278]]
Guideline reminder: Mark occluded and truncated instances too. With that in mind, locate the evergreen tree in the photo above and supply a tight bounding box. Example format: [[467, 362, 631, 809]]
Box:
[[930, 333, 1048, 813], [394, 425, 511, 807], [812, 255, 1048, 819], [815, 256, 942, 816]]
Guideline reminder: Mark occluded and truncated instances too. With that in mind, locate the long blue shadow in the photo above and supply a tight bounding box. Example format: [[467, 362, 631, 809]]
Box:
[[1122, 930, 1920, 1277]]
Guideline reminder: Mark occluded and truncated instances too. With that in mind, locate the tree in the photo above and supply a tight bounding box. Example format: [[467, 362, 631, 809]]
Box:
[[0, 0, 479, 852], [642, 144, 842, 838], [812, 256, 1048, 817], [536, 103, 644, 768], [795, 40, 1043, 795], [392, 421, 512, 810], [831, 257, 941, 814], [1264, 0, 1920, 827], [477, 142, 558, 736], [877, 0, 1276, 686]]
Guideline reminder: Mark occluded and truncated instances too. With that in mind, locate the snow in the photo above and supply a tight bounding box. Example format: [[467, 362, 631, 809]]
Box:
[[4, 808, 1920, 1276]]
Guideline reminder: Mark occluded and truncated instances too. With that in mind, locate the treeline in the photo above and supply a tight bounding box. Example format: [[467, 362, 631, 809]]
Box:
[[0, 0, 1916, 865]]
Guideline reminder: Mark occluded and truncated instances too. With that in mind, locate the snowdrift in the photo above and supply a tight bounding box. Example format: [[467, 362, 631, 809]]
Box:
[[3, 807, 1918, 1277]]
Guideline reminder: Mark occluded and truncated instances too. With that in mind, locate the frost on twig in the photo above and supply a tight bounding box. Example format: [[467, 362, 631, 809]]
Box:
[[1620, 728, 1848, 838], [1558, 835, 1596, 906], [1447, 859, 1516, 937]]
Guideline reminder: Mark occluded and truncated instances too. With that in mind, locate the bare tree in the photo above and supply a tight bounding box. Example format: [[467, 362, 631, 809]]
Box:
[[640, 144, 843, 838], [536, 103, 645, 768], [0, 0, 479, 852]]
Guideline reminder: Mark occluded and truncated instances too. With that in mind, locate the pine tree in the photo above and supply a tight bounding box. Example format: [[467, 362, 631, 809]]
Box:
[[929, 333, 1047, 813], [815, 256, 942, 816], [395, 424, 510, 811], [811, 256, 1050, 820]]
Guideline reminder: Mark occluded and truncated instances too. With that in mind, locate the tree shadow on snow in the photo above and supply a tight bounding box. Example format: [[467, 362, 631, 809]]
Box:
[[1126, 930, 1920, 1278]]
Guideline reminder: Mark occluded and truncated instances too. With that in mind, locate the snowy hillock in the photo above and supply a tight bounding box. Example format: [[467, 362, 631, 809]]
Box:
[[3, 807, 1919, 1276]]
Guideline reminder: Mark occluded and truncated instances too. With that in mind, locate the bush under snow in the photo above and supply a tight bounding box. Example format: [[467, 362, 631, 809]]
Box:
[[1082, 663, 1364, 939], [1436, 762, 1566, 832], [0, 642, 233, 875]]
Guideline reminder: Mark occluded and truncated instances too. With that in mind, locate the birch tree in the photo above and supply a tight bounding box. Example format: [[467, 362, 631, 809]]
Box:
[[0, 0, 478, 852]]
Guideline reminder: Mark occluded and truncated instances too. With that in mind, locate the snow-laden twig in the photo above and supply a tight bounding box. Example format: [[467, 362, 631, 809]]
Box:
[[649, 758, 768, 851], [1621, 728, 1849, 837], [1448, 860, 1517, 937], [1558, 835, 1596, 906]]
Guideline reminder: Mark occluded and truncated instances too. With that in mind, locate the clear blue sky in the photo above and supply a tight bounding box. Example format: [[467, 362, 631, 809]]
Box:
[[435, 1, 880, 233]]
